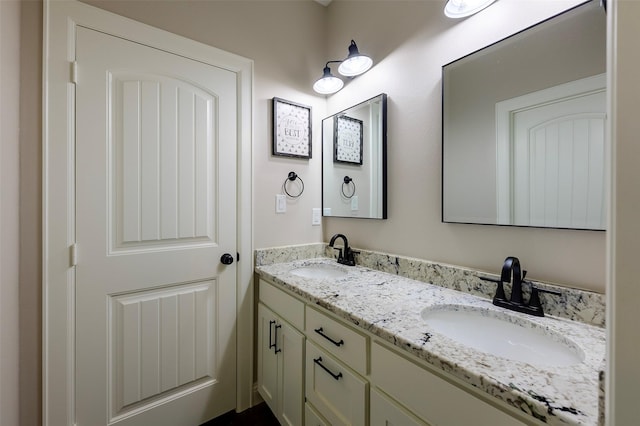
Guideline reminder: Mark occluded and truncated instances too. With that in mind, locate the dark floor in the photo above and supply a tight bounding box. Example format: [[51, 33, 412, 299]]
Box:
[[200, 403, 280, 426]]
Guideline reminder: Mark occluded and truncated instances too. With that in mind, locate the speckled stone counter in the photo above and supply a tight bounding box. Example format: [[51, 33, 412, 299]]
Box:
[[255, 253, 605, 426]]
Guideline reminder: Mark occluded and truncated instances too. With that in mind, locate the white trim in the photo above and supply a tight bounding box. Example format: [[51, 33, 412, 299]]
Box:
[[43, 1, 254, 424], [494, 73, 606, 224]]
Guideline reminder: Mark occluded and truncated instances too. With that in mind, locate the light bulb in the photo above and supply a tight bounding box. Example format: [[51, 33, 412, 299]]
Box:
[[444, 0, 497, 18], [313, 76, 344, 95], [338, 55, 373, 77]]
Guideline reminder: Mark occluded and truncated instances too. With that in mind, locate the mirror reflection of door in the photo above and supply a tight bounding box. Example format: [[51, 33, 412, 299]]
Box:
[[441, 0, 606, 229], [496, 74, 606, 229]]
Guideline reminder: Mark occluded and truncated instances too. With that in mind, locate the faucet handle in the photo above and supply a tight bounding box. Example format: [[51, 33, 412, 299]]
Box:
[[479, 276, 507, 302], [332, 246, 343, 262], [528, 285, 562, 316]]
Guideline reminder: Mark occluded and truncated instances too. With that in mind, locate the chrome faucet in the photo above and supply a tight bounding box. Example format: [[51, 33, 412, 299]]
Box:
[[480, 256, 562, 317], [329, 233, 357, 266]]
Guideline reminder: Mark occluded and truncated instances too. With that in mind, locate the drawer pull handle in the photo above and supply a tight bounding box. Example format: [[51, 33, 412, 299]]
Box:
[[313, 357, 343, 381], [268, 320, 276, 351], [274, 324, 282, 354], [314, 327, 344, 347]]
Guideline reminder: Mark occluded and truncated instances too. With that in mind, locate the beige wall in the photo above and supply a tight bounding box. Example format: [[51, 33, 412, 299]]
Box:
[[19, 1, 42, 425], [1, 2, 21, 425], [607, 0, 640, 423], [323, 0, 606, 292]]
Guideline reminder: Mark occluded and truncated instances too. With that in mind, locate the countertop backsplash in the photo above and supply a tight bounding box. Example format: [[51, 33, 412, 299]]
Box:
[[255, 243, 326, 267], [255, 243, 605, 328]]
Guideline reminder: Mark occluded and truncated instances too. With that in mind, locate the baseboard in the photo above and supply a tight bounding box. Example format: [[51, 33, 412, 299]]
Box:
[[252, 382, 264, 407]]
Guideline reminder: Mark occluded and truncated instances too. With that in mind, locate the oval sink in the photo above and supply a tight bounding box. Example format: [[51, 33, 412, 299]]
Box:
[[421, 305, 584, 367], [289, 264, 349, 279]]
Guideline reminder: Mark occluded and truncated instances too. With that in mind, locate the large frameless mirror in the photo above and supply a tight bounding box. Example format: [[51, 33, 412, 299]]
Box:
[[442, 1, 606, 230], [322, 94, 387, 219]]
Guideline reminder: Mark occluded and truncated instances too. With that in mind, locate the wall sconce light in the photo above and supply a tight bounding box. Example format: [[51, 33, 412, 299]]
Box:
[[444, 0, 497, 18], [313, 40, 373, 95]]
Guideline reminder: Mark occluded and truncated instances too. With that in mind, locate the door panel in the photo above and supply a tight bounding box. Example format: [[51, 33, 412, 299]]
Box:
[[75, 26, 237, 425], [113, 74, 217, 249], [513, 93, 606, 228], [111, 281, 216, 412]]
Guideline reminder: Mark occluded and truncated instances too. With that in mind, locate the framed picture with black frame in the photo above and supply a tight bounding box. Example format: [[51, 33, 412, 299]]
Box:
[[272, 97, 312, 159], [334, 115, 363, 165]]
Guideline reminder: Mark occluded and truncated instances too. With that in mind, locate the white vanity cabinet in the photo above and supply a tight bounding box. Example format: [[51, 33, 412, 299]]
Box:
[[370, 342, 529, 426], [257, 281, 305, 426], [257, 277, 537, 426]]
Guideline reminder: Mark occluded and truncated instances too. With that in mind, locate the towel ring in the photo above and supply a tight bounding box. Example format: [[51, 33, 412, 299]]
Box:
[[283, 171, 304, 198], [341, 176, 356, 199]]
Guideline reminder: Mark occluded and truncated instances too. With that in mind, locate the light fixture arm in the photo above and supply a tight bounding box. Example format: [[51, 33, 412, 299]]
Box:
[[320, 60, 343, 77]]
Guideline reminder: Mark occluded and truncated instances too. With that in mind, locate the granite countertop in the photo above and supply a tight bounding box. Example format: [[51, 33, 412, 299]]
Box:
[[256, 257, 606, 426]]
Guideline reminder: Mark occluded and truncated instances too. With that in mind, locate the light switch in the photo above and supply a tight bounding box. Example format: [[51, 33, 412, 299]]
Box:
[[351, 196, 359, 211], [276, 194, 286, 213], [312, 208, 321, 225]]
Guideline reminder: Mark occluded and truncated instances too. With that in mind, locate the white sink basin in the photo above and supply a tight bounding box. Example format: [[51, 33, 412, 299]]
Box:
[[421, 305, 584, 367], [289, 264, 349, 279]]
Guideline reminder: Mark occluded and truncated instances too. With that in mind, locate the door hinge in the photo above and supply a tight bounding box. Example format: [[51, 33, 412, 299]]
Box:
[[71, 61, 78, 84], [70, 243, 78, 267]]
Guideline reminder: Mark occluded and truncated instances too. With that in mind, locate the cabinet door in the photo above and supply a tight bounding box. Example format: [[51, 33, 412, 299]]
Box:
[[278, 320, 304, 426], [371, 342, 526, 426], [257, 303, 279, 413], [306, 341, 367, 426], [370, 388, 429, 426], [306, 402, 330, 426]]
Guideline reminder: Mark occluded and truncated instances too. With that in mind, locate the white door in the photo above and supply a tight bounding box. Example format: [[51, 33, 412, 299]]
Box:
[[512, 92, 606, 228], [495, 74, 606, 228], [75, 26, 237, 425]]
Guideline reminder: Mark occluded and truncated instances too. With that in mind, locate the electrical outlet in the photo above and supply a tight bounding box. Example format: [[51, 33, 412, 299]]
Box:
[[275, 194, 286, 213], [312, 208, 321, 225]]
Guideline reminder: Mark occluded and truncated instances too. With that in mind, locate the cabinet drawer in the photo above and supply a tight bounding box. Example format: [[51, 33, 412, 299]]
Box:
[[259, 279, 304, 330], [305, 402, 330, 426], [305, 306, 367, 375], [370, 388, 428, 426], [371, 342, 526, 426], [305, 341, 368, 426]]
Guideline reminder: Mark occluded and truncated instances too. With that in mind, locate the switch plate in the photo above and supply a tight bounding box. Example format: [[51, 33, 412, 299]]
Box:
[[351, 195, 359, 211], [312, 208, 321, 225], [276, 194, 286, 213]]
